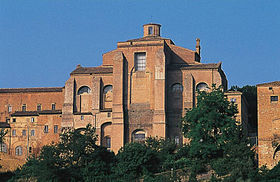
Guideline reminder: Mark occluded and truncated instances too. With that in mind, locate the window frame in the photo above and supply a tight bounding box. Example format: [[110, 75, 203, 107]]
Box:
[[51, 103, 56, 110], [15, 146, 22, 156], [134, 52, 146, 71], [271, 96, 278, 102], [44, 125, 49, 133], [22, 130, 26, 136], [54, 125, 58, 133], [31, 130, 35, 136], [37, 104, 42, 111], [22, 104, 26, 112]]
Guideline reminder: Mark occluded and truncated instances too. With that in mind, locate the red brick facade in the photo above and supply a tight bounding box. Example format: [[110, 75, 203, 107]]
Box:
[[0, 23, 248, 170]]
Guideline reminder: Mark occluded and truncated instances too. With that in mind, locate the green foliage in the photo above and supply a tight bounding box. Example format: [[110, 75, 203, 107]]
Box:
[[0, 128, 7, 144], [10, 124, 115, 182], [181, 86, 257, 181], [114, 142, 160, 181], [145, 137, 177, 171]]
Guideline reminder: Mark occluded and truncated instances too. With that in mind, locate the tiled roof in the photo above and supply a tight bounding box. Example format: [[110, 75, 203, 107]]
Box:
[[168, 63, 221, 70], [0, 122, 10, 128], [257, 81, 280, 87], [70, 66, 113, 75], [0, 87, 63, 93], [11, 110, 62, 117], [126, 36, 172, 43]]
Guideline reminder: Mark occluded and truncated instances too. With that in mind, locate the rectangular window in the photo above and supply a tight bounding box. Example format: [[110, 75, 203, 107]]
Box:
[[52, 103, 56, 110], [6, 118, 10, 123], [44, 125, 48, 133], [37, 104, 42, 111], [54, 125, 58, 133], [12, 118, 16, 122], [22, 130, 26, 136], [148, 27, 153, 35], [31, 117, 35, 123], [134, 52, 146, 71], [12, 129, 16, 136], [29, 147, 32, 154], [22, 104, 26, 112], [81, 115, 84, 120], [8, 105, 12, 113], [271, 96, 278, 102], [31, 130, 35, 136]]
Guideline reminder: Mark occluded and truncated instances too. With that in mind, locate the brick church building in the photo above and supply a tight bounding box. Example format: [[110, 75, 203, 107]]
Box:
[[0, 23, 247, 169]]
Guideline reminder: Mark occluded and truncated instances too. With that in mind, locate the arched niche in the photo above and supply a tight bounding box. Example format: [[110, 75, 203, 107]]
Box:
[[76, 86, 91, 113], [132, 129, 146, 143], [101, 122, 112, 149], [102, 85, 113, 109], [196, 82, 209, 92]]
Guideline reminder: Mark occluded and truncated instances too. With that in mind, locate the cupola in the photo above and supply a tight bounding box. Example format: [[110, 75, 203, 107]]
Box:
[[143, 23, 161, 37]]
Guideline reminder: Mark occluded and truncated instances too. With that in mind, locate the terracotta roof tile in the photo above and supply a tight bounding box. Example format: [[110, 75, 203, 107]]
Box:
[[11, 110, 62, 117], [0, 87, 63, 93], [70, 66, 113, 75], [257, 81, 280, 87], [168, 63, 221, 70], [126, 36, 170, 42]]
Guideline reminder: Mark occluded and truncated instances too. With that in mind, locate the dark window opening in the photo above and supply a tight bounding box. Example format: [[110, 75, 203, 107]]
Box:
[[148, 27, 153, 35], [29, 147, 32, 154], [15, 146, 22, 156], [0, 143, 7, 153], [52, 103, 56, 110], [44, 125, 48, 133], [271, 96, 278, 102], [37, 104, 42, 111], [31, 130, 35, 136], [54, 125, 58, 133], [22, 130, 26, 136], [22, 104, 26, 112], [12, 118, 16, 122]]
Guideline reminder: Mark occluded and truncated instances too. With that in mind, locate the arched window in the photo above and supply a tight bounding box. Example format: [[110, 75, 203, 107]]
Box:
[[132, 130, 146, 143], [0, 143, 7, 153], [196, 82, 209, 92], [77, 86, 91, 95], [171, 83, 183, 93], [15, 146, 22, 156], [103, 85, 113, 102]]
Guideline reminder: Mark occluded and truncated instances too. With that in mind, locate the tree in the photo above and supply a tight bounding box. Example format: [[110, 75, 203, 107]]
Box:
[[10, 124, 116, 182], [0, 128, 7, 169], [145, 137, 178, 171], [0, 128, 7, 144], [114, 142, 160, 181], [181, 86, 257, 181]]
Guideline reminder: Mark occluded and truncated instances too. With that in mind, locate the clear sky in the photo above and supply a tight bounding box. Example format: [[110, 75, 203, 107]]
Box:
[[1, 0, 280, 88]]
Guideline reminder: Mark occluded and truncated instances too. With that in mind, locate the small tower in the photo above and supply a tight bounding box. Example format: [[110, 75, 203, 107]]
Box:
[[196, 38, 201, 56], [143, 23, 161, 37]]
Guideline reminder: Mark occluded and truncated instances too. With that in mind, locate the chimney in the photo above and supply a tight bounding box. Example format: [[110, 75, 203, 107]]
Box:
[[196, 38, 201, 56], [143, 23, 161, 37]]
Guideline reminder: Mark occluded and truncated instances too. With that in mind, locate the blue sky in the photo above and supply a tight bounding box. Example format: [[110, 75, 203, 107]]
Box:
[[1, 0, 280, 88]]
